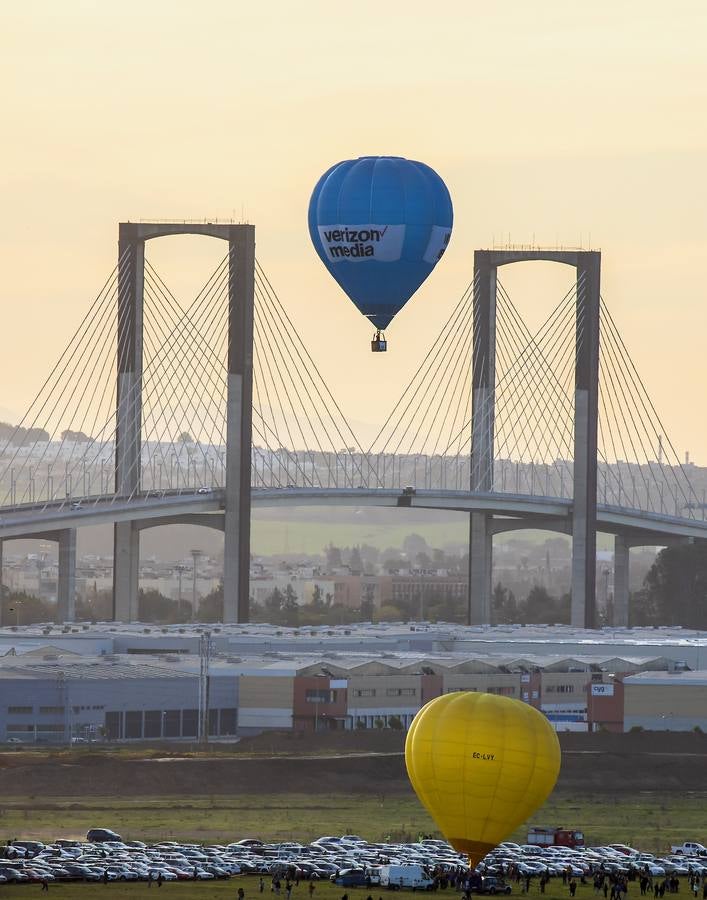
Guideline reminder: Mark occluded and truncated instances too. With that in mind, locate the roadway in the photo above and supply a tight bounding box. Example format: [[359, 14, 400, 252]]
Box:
[[1, 487, 707, 545]]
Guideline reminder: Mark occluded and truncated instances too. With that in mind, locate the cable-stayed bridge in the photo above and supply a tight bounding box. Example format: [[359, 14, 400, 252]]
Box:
[[0, 223, 703, 629]]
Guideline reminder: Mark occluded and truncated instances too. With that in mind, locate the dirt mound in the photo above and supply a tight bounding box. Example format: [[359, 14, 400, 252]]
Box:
[[235, 729, 406, 755], [0, 753, 407, 798], [1, 732, 705, 799]]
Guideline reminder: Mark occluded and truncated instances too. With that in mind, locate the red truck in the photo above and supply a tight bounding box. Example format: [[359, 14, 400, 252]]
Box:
[[527, 827, 585, 849]]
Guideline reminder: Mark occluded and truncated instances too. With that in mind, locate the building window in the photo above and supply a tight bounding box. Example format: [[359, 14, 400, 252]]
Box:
[[144, 710, 163, 739], [305, 689, 333, 704], [488, 686, 515, 696], [105, 711, 121, 740], [36, 724, 65, 733], [7, 706, 32, 714], [125, 710, 143, 739], [354, 689, 376, 697], [220, 708, 237, 735], [386, 688, 416, 697], [39, 706, 65, 715], [182, 709, 198, 738], [163, 710, 181, 739]]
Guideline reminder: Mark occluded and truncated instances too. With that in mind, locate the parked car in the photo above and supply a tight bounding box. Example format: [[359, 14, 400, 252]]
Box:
[[671, 843, 707, 857], [86, 829, 122, 843], [332, 868, 368, 887], [478, 877, 512, 895], [378, 864, 434, 890]]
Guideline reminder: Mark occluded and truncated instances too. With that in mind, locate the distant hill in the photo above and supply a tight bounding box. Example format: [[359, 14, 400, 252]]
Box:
[[0, 421, 50, 445]]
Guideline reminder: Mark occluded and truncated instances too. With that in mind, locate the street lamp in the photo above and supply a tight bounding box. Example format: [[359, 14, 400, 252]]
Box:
[[175, 564, 189, 619], [190, 550, 202, 619], [602, 566, 613, 624]]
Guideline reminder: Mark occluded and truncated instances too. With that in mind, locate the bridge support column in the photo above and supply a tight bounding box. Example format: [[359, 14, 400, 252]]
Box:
[[113, 223, 145, 622], [468, 513, 492, 625], [468, 252, 497, 625], [223, 225, 255, 624], [57, 528, 76, 622], [113, 522, 139, 622], [471, 252, 497, 495], [570, 252, 601, 628], [613, 534, 630, 627], [0, 541, 4, 627]]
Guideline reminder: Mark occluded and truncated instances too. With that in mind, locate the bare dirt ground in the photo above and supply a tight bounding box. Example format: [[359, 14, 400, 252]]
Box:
[[0, 731, 705, 798]]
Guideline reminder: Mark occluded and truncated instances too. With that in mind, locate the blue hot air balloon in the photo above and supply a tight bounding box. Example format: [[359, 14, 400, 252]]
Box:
[[308, 156, 453, 351]]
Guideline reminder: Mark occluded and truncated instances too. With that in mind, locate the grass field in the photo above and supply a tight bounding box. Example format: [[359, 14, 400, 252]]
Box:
[[0, 792, 704, 853], [0, 874, 677, 900]]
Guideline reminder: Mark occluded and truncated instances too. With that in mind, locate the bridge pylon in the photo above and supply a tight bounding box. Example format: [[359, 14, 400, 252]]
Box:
[[113, 222, 255, 624], [469, 249, 601, 629]]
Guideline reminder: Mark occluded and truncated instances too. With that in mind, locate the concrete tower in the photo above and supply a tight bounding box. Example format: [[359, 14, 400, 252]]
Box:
[[113, 222, 255, 624]]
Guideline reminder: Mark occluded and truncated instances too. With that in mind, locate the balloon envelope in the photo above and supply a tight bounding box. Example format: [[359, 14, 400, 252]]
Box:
[[308, 156, 453, 330], [405, 692, 561, 866]]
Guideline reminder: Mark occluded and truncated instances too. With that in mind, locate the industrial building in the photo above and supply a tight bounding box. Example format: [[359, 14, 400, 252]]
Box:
[[1, 621, 706, 665], [622, 670, 707, 732], [0, 653, 239, 743], [2, 620, 704, 740], [1, 622, 705, 741]]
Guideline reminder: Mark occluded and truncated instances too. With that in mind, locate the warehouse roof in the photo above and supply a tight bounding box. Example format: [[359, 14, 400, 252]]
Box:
[[0, 656, 197, 681], [623, 669, 707, 688]]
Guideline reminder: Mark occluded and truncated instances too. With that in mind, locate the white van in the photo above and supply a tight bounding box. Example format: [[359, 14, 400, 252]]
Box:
[[378, 864, 434, 890]]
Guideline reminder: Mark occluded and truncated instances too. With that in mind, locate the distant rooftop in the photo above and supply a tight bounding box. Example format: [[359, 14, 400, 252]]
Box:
[[623, 669, 707, 687], [1, 621, 705, 648]]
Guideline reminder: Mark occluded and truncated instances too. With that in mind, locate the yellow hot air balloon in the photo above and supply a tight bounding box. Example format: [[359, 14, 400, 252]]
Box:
[[405, 692, 561, 867]]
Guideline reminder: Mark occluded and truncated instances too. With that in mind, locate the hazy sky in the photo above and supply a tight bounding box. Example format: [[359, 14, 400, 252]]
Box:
[[2, 1, 707, 456]]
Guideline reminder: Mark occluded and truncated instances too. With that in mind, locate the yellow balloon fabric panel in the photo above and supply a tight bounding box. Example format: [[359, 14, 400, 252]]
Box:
[[405, 692, 561, 866]]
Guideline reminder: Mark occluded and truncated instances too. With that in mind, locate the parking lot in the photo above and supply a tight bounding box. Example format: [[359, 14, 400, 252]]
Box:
[[0, 832, 705, 890]]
